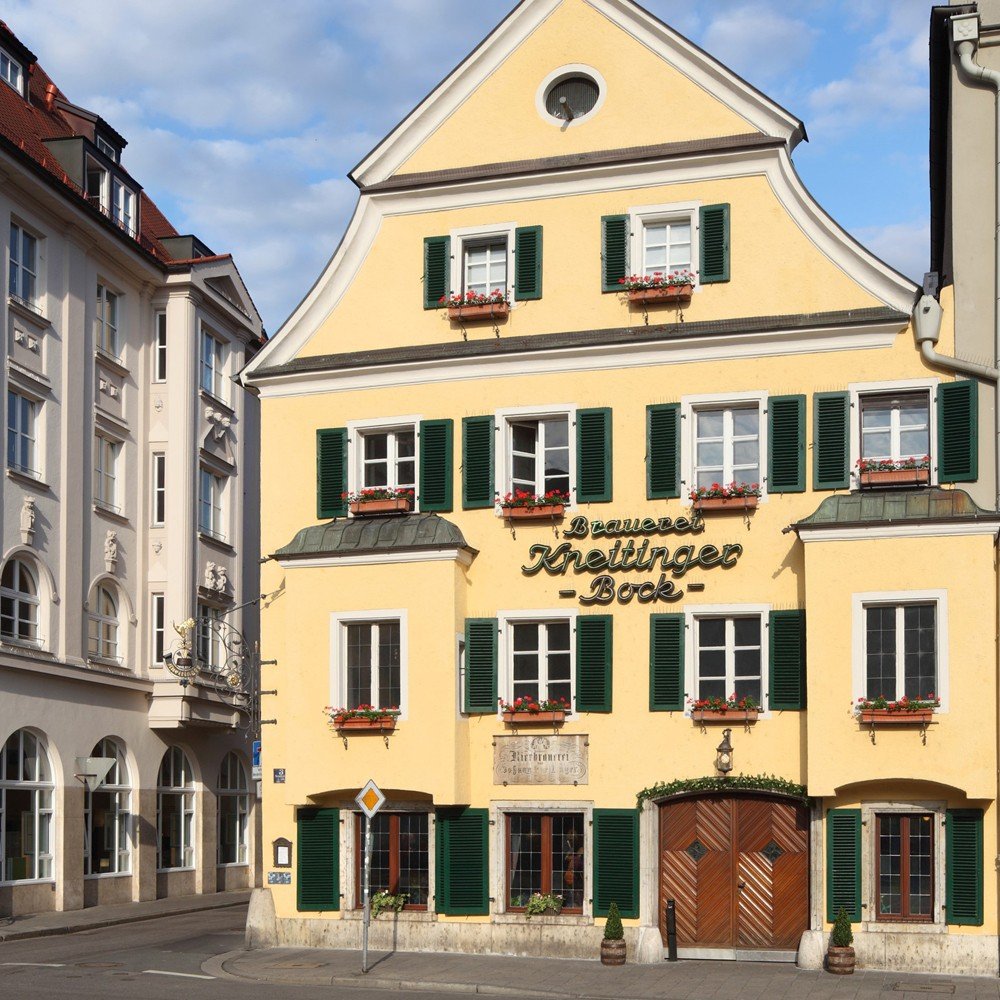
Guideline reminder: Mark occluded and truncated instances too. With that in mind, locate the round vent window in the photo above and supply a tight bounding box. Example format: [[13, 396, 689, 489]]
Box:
[[544, 74, 600, 122]]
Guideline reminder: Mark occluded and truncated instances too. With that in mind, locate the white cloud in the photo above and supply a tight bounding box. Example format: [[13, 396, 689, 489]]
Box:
[[852, 218, 929, 284]]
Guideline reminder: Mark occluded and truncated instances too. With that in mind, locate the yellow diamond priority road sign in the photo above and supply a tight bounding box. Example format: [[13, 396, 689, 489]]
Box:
[[355, 779, 385, 819]]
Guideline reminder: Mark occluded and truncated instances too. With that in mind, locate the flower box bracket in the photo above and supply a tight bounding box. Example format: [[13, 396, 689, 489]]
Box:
[[858, 709, 935, 746]]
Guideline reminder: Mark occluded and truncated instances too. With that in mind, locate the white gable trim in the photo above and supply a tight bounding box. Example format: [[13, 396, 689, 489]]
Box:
[[350, 0, 802, 188], [242, 145, 917, 380]]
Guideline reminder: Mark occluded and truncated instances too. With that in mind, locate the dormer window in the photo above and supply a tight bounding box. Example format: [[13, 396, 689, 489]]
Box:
[[96, 135, 117, 161], [0, 49, 23, 95], [111, 178, 135, 237], [85, 156, 107, 210]]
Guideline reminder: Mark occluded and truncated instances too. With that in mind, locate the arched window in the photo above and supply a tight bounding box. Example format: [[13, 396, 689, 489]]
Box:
[[157, 747, 194, 870], [1, 558, 38, 644], [217, 752, 248, 865], [88, 584, 119, 662], [84, 738, 130, 876], [1, 730, 53, 881]]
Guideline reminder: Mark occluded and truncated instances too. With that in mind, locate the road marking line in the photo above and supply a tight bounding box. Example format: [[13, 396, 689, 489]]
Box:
[[1, 962, 66, 967], [143, 969, 215, 980]]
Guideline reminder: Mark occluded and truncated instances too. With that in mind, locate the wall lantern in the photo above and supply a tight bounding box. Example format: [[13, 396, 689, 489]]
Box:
[[715, 728, 734, 774], [272, 837, 292, 868]]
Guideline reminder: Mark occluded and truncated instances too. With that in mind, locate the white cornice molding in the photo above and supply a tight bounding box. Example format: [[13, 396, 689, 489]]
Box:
[[277, 548, 474, 569], [796, 521, 1000, 542], [244, 145, 917, 379]]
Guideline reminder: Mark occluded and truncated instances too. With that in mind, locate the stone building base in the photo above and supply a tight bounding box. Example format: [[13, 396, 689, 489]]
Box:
[[797, 929, 1000, 977]]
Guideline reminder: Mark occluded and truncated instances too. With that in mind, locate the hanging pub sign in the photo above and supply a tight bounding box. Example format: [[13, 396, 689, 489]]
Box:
[[520, 513, 743, 605]]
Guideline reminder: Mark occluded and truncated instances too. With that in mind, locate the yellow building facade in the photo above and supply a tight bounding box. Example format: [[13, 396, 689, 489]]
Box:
[[243, 0, 1000, 974]]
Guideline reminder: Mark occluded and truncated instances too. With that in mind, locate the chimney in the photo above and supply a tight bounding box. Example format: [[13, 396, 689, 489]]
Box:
[[43, 83, 57, 112]]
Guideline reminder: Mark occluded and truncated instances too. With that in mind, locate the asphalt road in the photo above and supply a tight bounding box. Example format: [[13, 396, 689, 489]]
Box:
[[0, 904, 321, 999]]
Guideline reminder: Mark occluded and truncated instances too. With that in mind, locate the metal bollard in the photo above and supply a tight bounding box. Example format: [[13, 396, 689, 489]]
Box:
[[666, 899, 678, 962]]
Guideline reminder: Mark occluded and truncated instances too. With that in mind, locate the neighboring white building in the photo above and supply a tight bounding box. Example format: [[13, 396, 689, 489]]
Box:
[[0, 22, 263, 915]]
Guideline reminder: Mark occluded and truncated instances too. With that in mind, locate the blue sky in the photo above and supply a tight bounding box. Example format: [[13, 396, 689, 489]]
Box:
[[5, 0, 932, 332]]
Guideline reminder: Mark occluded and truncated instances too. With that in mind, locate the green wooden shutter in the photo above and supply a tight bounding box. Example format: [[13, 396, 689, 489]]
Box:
[[649, 613, 684, 711], [768, 395, 806, 493], [938, 380, 978, 483], [297, 807, 340, 912], [435, 807, 489, 915], [316, 428, 348, 519], [601, 215, 629, 292], [768, 610, 805, 710], [514, 226, 542, 301], [593, 809, 639, 918], [423, 235, 450, 309], [647, 403, 680, 500], [462, 416, 495, 509], [577, 408, 612, 503], [813, 392, 850, 490], [826, 809, 861, 922], [576, 615, 612, 712], [946, 809, 983, 925], [699, 204, 730, 284], [419, 419, 453, 512], [464, 618, 497, 714]]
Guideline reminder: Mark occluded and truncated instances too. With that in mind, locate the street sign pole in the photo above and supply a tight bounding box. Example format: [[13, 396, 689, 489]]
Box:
[[354, 778, 385, 976]]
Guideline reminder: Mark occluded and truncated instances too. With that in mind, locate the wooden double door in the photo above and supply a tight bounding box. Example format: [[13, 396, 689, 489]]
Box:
[[659, 795, 809, 950]]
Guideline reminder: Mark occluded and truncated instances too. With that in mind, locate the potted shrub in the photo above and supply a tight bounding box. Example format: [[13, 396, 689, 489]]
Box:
[[344, 487, 414, 516], [324, 704, 401, 732], [689, 481, 761, 511], [499, 489, 570, 520], [688, 693, 759, 723], [600, 901, 626, 966], [856, 694, 939, 726], [440, 289, 509, 321], [856, 456, 930, 489], [370, 890, 408, 918], [826, 906, 855, 975], [524, 892, 564, 918], [499, 696, 569, 725], [618, 270, 695, 304]]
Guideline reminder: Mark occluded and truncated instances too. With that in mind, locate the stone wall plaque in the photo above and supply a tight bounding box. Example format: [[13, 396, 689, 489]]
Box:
[[493, 734, 588, 786]]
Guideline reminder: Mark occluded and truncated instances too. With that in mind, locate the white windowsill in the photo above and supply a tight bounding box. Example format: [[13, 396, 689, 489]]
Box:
[[216, 861, 250, 869], [0, 877, 55, 887], [157, 866, 196, 874], [7, 467, 49, 490], [84, 871, 131, 880]]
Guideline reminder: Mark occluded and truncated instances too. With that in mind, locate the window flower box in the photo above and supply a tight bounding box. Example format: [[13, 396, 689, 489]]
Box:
[[692, 496, 758, 512], [502, 503, 565, 520], [855, 696, 938, 726], [334, 715, 397, 731], [499, 698, 568, 724], [689, 482, 761, 512], [691, 709, 759, 724], [502, 711, 566, 725], [627, 284, 693, 304], [619, 270, 695, 305], [344, 488, 414, 517], [440, 291, 509, 322], [325, 705, 401, 732], [499, 489, 569, 520], [856, 458, 930, 489]]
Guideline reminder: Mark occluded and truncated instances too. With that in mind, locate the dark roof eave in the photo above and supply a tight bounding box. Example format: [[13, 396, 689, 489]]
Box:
[[272, 542, 479, 562]]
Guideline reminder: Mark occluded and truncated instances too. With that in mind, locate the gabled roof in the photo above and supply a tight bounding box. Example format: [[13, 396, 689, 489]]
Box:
[[350, 0, 805, 188]]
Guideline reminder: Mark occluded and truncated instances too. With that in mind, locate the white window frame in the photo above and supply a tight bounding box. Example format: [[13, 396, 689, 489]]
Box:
[[84, 737, 131, 878], [497, 608, 578, 716], [200, 325, 226, 401], [448, 222, 515, 302], [0, 557, 39, 646], [347, 415, 421, 506], [95, 282, 120, 359], [217, 752, 249, 867], [110, 178, 136, 237], [494, 403, 576, 512], [9, 221, 38, 306], [85, 156, 109, 213], [7, 389, 37, 478], [0, 48, 23, 94], [151, 593, 165, 665], [849, 378, 939, 488], [0, 730, 54, 884], [152, 452, 166, 526], [851, 590, 949, 713], [153, 311, 167, 382], [534, 64, 607, 128], [196, 602, 225, 671], [156, 747, 195, 872], [628, 201, 701, 288], [683, 604, 771, 717], [88, 583, 121, 663], [96, 135, 117, 160], [93, 433, 120, 511], [329, 609, 408, 719], [680, 391, 768, 506], [198, 466, 226, 540]]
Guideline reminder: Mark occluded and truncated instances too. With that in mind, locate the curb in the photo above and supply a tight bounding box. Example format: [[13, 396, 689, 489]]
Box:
[[202, 948, 248, 981], [0, 896, 250, 944]]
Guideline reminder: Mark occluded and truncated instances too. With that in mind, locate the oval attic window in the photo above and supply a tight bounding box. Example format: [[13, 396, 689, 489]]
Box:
[[545, 75, 600, 122]]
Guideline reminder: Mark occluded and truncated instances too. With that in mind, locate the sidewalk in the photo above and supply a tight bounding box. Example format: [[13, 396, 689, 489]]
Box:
[[215, 945, 1000, 998], [0, 888, 251, 942]]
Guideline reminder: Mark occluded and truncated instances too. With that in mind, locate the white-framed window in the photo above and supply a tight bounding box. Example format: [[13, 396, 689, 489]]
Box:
[[95, 283, 120, 358], [629, 201, 700, 285], [496, 404, 575, 503], [93, 433, 119, 510], [448, 223, 514, 301], [0, 730, 53, 882], [198, 467, 225, 539], [9, 222, 37, 306], [681, 392, 767, 502], [153, 311, 167, 381], [96, 135, 117, 160], [0, 557, 39, 645], [152, 452, 166, 525], [535, 65, 606, 126], [7, 390, 37, 477], [157, 747, 195, 871], [151, 593, 165, 665], [88, 584, 120, 662], [507, 618, 573, 709], [85, 157, 108, 213], [217, 752, 249, 866], [852, 590, 948, 711], [684, 604, 769, 713], [0, 48, 23, 94], [329, 609, 407, 715], [196, 603, 224, 671], [360, 426, 415, 492], [84, 737, 131, 877], [111, 178, 135, 237], [200, 327, 226, 400]]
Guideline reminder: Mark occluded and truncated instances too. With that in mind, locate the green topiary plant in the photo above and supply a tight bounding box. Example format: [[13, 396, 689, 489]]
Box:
[[603, 901, 624, 941], [831, 906, 854, 948]]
